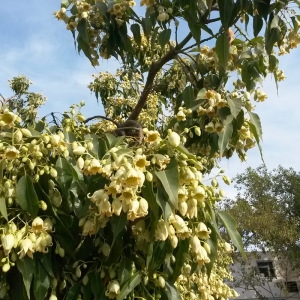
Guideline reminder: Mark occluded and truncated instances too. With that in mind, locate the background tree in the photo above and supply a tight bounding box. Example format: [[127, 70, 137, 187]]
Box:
[[1, 0, 300, 299], [225, 165, 300, 298]]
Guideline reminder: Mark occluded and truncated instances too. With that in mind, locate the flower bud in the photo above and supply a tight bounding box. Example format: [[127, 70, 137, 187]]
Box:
[[158, 276, 165, 288], [222, 175, 231, 185], [168, 132, 180, 147], [2, 263, 10, 273]]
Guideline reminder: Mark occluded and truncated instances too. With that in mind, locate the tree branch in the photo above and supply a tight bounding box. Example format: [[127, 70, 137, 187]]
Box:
[[127, 32, 193, 121]]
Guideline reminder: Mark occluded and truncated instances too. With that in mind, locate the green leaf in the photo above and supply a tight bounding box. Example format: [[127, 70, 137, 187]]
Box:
[[248, 111, 262, 139], [218, 0, 234, 28], [155, 158, 179, 210], [227, 97, 242, 118], [141, 17, 152, 37], [77, 19, 89, 43], [216, 32, 229, 69], [66, 282, 81, 300], [147, 241, 172, 273], [33, 258, 50, 300], [91, 272, 106, 299], [206, 225, 219, 277], [117, 272, 141, 300], [118, 257, 133, 285], [61, 0, 71, 8], [142, 181, 159, 231], [110, 213, 127, 245], [156, 184, 172, 221], [218, 211, 246, 258], [218, 123, 233, 157], [249, 122, 265, 163], [253, 15, 264, 37], [195, 88, 207, 100], [131, 23, 141, 46], [158, 29, 171, 48], [95, 1, 108, 18], [161, 281, 182, 300], [0, 197, 8, 220], [169, 239, 189, 283], [182, 86, 194, 108], [16, 175, 39, 217], [56, 157, 74, 196], [77, 35, 93, 63], [16, 256, 35, 299]]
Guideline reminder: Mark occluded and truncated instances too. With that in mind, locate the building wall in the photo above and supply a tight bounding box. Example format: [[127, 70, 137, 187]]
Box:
[[229, 252, 300, 300]]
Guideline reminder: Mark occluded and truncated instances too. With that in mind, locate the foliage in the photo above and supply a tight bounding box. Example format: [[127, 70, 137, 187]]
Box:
[[225, 165, 300, 297], [1, 0, 300, 299], [225, 165, 300, 251]]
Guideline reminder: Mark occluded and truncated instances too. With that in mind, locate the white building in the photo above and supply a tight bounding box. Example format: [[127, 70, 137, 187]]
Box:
[[229, 252, 300, 300]]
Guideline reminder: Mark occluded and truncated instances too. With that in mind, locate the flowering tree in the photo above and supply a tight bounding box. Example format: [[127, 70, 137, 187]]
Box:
[[1, 1, 300, 299]]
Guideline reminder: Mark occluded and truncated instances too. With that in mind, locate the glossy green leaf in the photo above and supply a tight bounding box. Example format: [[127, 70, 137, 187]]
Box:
[[33, 259, 50, 300], [131, 23, 141, 46], [77, 19, 89, 43], [218, 211, 246, 258], [16, 256, 35, 299], [169, 239, 189, 283], [141, 17, 152, 37], [248, 111, 262, 139], [142, 181, 159, 231], [118, 257, 133, 285], [91, 272, 106, 299], [66, 282, 81, 300], [249, 123, 265, 163], [253, 15, 263, 37], [56, 157, 74, 195], [16, 175, 39, 217], [227, 97, 243, 118], [161, 281, 182, 300], [95, 2, 108, 18], [156, 183, 172, 221], [0, 197, 7, 221], [117, 272, 141, 300], [147, 241, 171, 273], [218, 0, 234, 28], [182, 86, 194, 108], [216, 32, 229, 69], [61, 0, 71, 8], [110, 212, 127, 245], [206, 225, 219, 277], [77, 35, 93, 63], [218, 123, 233, 157], [155, 158, 179, 210], [158, 29, 171, 48]]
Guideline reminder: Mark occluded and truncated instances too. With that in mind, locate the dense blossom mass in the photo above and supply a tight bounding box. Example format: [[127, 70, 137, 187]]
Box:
[[1, 0, 300, 299]]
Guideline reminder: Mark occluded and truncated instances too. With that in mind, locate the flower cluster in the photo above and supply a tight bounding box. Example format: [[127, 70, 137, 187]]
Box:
[[1, 217, 53, 272]]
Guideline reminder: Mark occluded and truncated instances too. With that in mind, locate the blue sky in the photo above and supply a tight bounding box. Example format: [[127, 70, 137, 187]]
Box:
[[1, 1, 300, 196]]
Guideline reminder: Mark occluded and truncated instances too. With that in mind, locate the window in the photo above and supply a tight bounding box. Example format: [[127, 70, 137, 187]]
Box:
[[257, 261, 276, 279], [285, 281, 299, 293]]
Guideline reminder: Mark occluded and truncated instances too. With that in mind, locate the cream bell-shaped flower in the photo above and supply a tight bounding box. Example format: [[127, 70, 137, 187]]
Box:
[[111, 197, 122, 216], [18, 238, 34, 258], [193, 185, 206, 202], [137, 197, 148, 217], [155, 219, 169, 241], [1, 234, 15, 255], [127, 199, 140, 221], [196, 222, 211, 240], [186, 198, 198, 219], [105, 280, 121, 299], [82, 219, 96, 236], [4, 146, 19, 159], [31, 217, 45, 233]]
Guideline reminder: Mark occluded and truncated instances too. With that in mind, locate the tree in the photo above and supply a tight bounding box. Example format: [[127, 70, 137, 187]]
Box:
[[226, 165, 300, 251], [1, 1, 300, 299], [225, 165, 300, 298]]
